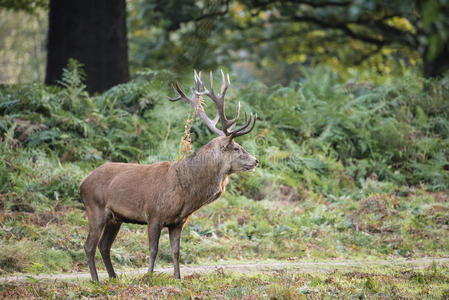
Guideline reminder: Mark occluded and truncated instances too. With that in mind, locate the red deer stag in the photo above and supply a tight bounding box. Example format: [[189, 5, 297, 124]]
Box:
[[80, 70, 258, 281]]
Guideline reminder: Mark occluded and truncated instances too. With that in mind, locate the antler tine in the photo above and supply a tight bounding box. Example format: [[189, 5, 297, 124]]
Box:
[[211, 111, 220, 126], [230, 112, 250, 135], [167, 89, 182, 101], [168, 72, 225, 136], [219, 69, 230, 98], [167, 96, 182, 101], [168, 82, 190, 102], [239, 113, 257, 136], [194, 70, 203, 91], [223, 101, 241, 130], [168, 70, 255, 138], [212, 70, 234, 135], [209, 71, 215, 96], [193, 71, 210, 96], [192, 70, 231, 135], [230, 113, 257, 138]]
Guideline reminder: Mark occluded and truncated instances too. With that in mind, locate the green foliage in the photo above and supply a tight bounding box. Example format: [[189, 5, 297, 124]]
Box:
[[0, 64, 176, 164], [0, 65, 448, 277], [0, 0, 47, 13], [127, 0, 229, 72], [127, 0, 449, 82], [235, 68, 449, 194]]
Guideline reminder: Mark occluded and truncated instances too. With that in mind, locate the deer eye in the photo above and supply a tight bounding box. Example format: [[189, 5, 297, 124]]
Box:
[[233, 147, 239, 152]]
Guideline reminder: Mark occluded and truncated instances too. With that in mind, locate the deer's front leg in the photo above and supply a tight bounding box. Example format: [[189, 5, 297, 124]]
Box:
[[147, 221, 162, 274], [168, 223, 184, 279]]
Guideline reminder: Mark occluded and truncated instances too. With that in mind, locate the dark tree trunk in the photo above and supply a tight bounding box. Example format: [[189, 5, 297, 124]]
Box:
[[423, 45, 449, 79], [45, 0, 129, 93]]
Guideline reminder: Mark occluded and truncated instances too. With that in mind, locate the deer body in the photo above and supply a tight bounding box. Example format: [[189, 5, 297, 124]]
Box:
[[81, 71, 258, 281], [81, 139, 231, 227]]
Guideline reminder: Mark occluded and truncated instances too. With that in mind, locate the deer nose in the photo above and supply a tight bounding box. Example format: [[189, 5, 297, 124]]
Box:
[[255, 159, 259, 165]]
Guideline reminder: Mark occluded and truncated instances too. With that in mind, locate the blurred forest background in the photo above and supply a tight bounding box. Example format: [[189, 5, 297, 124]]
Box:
[[2, 0, 449, 86], [1, 0, 449, 298]]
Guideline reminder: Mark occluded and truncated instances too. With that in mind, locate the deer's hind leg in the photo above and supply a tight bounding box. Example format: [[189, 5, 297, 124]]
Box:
[[84, 205, 108, 281], [98, 221, 122, 279]]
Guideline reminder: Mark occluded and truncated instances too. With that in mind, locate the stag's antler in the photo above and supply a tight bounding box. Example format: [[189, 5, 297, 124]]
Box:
[[169, 70, 256, 138]]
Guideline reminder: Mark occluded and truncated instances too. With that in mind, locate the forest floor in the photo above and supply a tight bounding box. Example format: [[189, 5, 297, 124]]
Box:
[[1, 257, 448, 282], [1, 258, 449, 299]]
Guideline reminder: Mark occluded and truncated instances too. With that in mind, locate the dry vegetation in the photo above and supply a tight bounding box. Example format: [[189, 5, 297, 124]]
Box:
[[1, 65, 448, 298], [2, 263, 449, 299]]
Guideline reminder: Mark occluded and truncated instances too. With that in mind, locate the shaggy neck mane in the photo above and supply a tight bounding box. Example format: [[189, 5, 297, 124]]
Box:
[[174, 142, 229, 209]]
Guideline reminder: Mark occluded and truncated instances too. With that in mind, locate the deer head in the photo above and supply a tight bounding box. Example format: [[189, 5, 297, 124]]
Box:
[[169, 70, 258, 173]]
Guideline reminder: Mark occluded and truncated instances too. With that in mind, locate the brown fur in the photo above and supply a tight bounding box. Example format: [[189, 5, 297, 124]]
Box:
[[80, 135, 257, 280]]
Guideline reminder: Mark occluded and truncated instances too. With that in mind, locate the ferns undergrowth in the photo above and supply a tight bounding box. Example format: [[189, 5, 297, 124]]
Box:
[[0, 64, 448, 273], [1, 63, 449, 209]]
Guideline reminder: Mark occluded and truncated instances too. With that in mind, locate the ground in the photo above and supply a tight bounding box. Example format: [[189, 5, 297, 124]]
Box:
[[1, 190, 449, 298], [1, 258, 448, 299]]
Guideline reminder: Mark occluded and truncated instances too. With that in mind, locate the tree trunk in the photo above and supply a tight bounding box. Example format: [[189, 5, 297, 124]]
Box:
[[45, 0, 129, 94], [423, 45, 449, 79]]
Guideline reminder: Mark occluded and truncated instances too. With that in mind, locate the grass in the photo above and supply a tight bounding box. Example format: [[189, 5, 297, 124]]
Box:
[[0, 65, 448, 297], [0, 188, 447, 275], [1, 263, 449, 299]]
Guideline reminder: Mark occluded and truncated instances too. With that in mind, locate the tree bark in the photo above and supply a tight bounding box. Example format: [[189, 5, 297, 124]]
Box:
[[423, 45, 449, 79], [45, 0, 129, 94]]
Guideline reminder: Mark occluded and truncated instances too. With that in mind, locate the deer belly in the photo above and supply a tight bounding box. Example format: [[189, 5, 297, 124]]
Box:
[[106, 190, 147, 224]]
